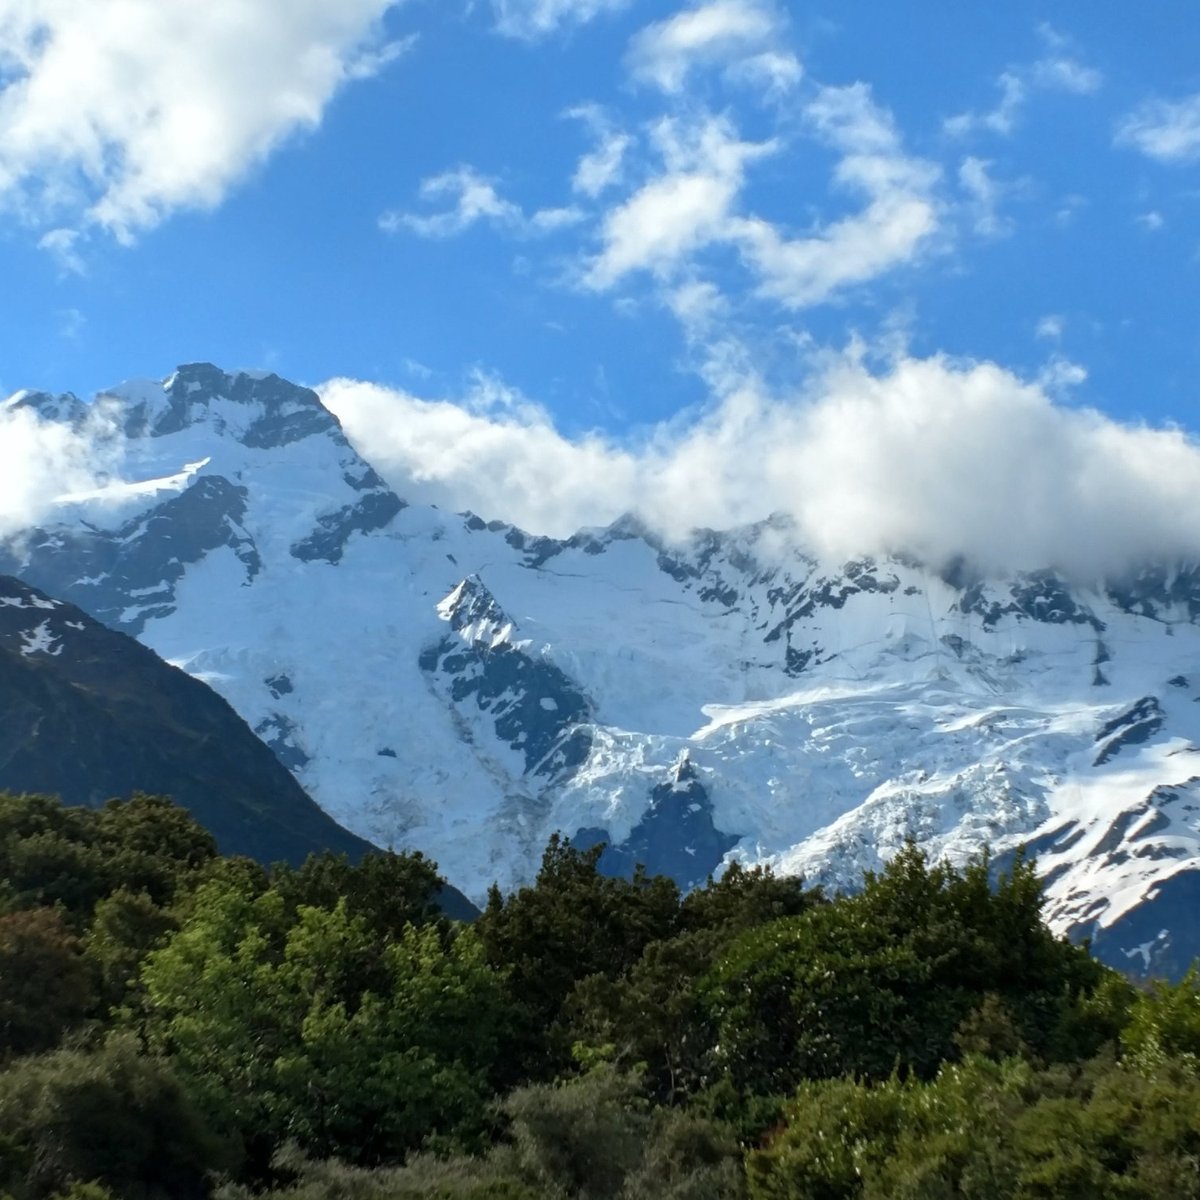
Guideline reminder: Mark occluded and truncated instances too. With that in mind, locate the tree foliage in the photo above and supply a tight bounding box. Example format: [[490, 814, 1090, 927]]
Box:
[[0, 792, 1194, 1200]]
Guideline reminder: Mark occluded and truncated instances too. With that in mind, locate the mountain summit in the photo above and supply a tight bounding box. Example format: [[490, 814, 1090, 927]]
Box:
[[5, 363, 1200, 975]]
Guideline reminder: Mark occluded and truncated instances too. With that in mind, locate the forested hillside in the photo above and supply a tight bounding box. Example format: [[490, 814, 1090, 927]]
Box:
[[0, 791, 1198, 1199]]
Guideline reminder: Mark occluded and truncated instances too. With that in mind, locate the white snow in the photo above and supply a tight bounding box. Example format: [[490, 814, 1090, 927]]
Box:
[[14, 367, 1200, 959], [20, 620, 61, 656]]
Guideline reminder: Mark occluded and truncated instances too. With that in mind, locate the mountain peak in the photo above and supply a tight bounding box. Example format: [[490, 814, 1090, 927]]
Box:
[[437, 576, 514, 643], [104, 363, 342, 450], [1, 390, 89, 426]]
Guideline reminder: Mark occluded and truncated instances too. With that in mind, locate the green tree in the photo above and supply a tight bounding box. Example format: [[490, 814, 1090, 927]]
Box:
[[0, 1036, 227, 1200], [84, 888, 178, 1015], [0, 909, 95, 1058], [138, 873, 517, 1170], [1121, 965, 1200, 1069], [704, 845, 1110, 1098], [93, 794, 217, 907], [269, 850, 447, 941], [567, 865, 822, 1105], [478, 835, 680, 1081]]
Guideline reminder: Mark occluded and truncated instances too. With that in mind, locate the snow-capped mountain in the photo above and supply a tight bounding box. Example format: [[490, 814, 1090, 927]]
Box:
[[6, 363, 1200, 976]]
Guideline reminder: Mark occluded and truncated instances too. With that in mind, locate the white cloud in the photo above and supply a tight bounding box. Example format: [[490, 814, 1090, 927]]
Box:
[[627, 0, 793, 94], [731, 85, 941, 308], [382, 168, 520, 236], [583, 114, 774, 288], [321, 347, 1200, 582], [945, 72, 1025, 138], [0, 0, 409, 241], [381, 166, 584, 237], [1030, 55, 1101, 95], [322, 375, 641, 534], [57, 307, 86, 342], [490, 0, 629, 39], [1116, 94, 1200, 163], [1136, 210, 1165, 232], [946, 33, 1101, 139], [574, 131, 633, 196], [582, 86, 939, 308], [958, 156, 1010, 237], [726, 49, 802, 98], [1036, 314, 1065, 341], [0, 397, 123, 536], [37, 227, 85, 275], [566, 106, 635, 198]]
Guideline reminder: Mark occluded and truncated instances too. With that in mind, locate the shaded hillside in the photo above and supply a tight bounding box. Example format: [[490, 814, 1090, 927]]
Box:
[[0, 574, 374, 866]]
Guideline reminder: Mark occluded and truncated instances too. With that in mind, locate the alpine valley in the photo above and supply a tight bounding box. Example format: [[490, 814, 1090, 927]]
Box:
[[5, 364, 1200, 977]]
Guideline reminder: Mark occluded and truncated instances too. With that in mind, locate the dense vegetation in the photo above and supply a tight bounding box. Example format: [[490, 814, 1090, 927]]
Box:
[[0, 791, 1197, 1198]]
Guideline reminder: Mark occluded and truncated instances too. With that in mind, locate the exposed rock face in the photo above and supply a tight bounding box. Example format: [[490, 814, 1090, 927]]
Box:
[[7, 363, 1200, 974]]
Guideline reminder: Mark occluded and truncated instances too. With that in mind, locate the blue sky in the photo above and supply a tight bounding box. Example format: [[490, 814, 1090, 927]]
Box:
[[3, 1, 1200, 568]]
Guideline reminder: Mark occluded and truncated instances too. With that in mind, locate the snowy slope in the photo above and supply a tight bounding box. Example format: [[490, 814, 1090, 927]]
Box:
[[7, 363, 1200, 976]]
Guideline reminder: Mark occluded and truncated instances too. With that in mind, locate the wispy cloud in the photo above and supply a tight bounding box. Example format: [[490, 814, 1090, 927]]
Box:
[[490, 0, 629, 40], [57, 308, 87, 343], [578, 82, 940, 311], [566, 106, 634, 197], [1116, 94, 1200, 163], [945, 26, 1101, 138], [945, 72, 1026, 138], [958, 157, 1011, 237], [1036, 314, 1065, 341], [37, 228, 86, 276], [381, 167, 584, 237]]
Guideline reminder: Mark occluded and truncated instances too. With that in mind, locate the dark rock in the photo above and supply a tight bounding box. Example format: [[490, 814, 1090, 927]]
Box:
[[576, 755, 739, 891], [1093, 697, 1164, 766], [0, 474, 261, 634], [290, 491, 405, 564]]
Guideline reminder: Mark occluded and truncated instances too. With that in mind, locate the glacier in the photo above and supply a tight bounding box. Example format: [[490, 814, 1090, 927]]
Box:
[[5, 362, 1200, 976]]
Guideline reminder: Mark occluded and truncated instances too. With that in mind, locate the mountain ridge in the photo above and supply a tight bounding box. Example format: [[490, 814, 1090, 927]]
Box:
[[5, 363, 1200, 974]]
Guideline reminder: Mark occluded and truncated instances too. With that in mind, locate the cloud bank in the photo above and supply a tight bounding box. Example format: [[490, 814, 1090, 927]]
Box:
[[0, 398, 123, 537], [321, 350, 1200, 582], [0, 0, 409, 240]]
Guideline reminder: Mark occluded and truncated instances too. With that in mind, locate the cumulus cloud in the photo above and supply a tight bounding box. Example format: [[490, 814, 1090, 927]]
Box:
[[579, 85, 939, 307], [321, 374, 640, 534], [319, 348, 1200, 582], [0, 398, 123, 537], [381, 166, 584, 237], [583, 113, 775, 287], [490, 0, 629, 40], [1116, 94, 1200, 163], [627, 0, 795, 95], [0, 0, 410, 241]]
